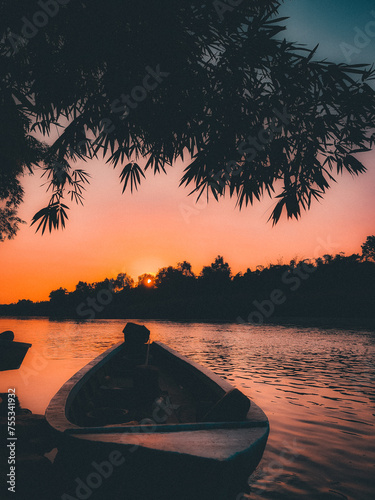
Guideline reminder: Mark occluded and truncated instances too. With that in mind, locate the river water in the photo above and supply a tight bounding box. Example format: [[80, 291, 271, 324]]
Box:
[[0, 318, 374, 500]]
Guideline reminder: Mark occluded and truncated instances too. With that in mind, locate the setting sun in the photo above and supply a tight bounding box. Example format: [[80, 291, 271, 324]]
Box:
[[145, 276, 154, 287]]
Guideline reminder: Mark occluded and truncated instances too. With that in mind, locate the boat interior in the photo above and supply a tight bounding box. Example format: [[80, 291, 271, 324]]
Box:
[[66, 324, 250, 428]]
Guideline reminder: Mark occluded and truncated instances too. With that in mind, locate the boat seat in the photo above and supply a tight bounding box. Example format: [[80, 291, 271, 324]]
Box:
[[84, 406, 134, 426], [202, 389, 250, 423], [95, 386, 135, 408]]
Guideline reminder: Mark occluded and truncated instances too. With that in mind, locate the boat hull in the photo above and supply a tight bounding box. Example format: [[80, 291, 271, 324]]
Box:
[[46, 340, 269, 499], [54, 426, 268, 499]]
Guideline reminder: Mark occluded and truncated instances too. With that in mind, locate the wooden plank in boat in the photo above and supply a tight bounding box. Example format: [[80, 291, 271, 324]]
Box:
[[68, 427, 268, 461]]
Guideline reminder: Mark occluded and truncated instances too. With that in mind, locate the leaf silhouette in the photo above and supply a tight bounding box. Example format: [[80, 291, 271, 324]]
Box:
[[119, 163, 145, 193], [31, 203, 69, 235]]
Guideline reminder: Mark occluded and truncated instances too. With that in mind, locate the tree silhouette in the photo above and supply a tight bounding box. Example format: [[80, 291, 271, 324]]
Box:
[[155, 261, 195, 296], [0, 91, 45, 241], [49, 287, 68, 302], [49, 287, 69, 312], [112, 272, 134, 291], [71, 281, 94, 302], [361, 235, 375, 262], [200, 255, 232, 289], [177, 261, 195, 278], [1, 242, 375, 319], [0, 0, 374, 239]]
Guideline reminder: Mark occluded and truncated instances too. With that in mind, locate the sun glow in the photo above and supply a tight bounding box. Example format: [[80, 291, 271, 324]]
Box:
[[144, 276, 154, 287]]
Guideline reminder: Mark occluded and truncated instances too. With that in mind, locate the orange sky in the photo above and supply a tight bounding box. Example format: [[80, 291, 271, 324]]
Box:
[[0, 149, 374, 303], [0, 1, 375, 304]]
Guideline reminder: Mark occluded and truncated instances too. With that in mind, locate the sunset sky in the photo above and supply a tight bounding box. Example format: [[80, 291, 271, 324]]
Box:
[[0, 0, 374, 304]]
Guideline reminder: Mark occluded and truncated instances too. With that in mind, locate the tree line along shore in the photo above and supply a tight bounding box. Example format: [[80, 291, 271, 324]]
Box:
[[1, 237, 375, 323]]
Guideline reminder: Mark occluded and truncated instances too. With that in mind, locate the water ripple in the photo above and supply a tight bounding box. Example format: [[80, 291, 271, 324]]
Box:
[[0, 318, 374, 500]]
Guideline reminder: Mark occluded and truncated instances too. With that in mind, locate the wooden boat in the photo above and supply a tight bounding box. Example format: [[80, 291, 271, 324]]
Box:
[[0, 331, 31, 371], [46, 323, 269, 499]]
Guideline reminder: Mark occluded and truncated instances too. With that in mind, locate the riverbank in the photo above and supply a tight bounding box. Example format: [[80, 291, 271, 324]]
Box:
[[0, 396, 59, 499]]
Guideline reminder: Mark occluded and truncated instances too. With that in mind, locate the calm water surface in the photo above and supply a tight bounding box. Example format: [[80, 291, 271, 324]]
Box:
[[0, 318, 374, 500]]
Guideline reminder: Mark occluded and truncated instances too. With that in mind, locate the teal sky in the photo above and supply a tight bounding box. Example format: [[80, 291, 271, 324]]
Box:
[[280, 0, 375, 65]]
